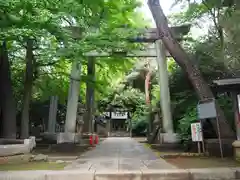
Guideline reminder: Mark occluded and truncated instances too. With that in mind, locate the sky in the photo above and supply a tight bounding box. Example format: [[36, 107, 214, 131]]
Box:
[[139, 0, 209, 39], [139, 0, 181, 26]]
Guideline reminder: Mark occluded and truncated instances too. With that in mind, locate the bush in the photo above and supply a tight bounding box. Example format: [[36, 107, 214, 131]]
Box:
[[177, 104, 197, 147]]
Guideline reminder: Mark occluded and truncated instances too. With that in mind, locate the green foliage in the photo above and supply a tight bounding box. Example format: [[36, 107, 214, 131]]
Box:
[[0, 0, 153, 138], [131, 117, 148, 135], [177, 104, 197, 146], [3, 0, 238, 142], [151, 84, 160, 106], [1, 0, 148, 101], [162, 0, 240, 146], [99, 87, 147, 111], [98, 86, 149, 133], [217, 95, 235, 130]]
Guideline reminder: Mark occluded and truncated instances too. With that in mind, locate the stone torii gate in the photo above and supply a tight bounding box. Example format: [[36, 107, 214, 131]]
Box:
[[57, 26, 190, 143]]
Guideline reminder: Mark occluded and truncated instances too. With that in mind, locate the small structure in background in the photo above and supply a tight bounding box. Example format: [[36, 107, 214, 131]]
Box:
[[213, 78, 240, 158], [95, 107, 131, 137], [109, 110, 130, 137]]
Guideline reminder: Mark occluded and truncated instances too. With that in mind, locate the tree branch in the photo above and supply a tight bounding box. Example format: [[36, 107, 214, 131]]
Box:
[[38, 71, 69, 77], [202, 0, 223, 41], [36, 61, 59, 67]]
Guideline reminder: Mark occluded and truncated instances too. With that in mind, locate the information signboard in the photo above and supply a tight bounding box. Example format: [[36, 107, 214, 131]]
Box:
[[191, 122, 203, 142], [197, 99, 223, 158], [111, 112, 128, 119], [197, 101, 217, 119]]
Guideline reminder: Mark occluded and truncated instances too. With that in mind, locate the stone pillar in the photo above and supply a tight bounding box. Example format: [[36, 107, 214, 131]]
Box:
[[65, 60, 81, 133], [57, 60, 81, 144], [129, 119, 132, 137], [83, 57, 95, 133], [155, 40, 177, 143], [48, 96, 58, 133], [107, 119, 111, 137], [233, 92, 240, 140], [232, 91, 240, 160], [155, 40, 173, 133]]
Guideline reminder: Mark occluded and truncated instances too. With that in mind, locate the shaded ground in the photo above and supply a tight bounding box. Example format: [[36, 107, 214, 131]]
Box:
[[0, 161, 66, 171], [0, 154, 67, 170], [2, 138, 239, 171], [133, 137, 147, 143], [66, 137, 176, 170], [165, 157, 240, 169], [144, 143, 240, 169], [0, 144, 92, 171], [33, 143, 92, 156]]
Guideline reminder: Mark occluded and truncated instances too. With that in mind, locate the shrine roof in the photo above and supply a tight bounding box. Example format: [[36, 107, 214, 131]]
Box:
[[212, 78, 240, 92], [213, 78, 240, 86]]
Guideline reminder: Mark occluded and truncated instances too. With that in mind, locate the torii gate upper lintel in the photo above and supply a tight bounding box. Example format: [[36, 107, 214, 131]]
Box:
[[64, 25, 190, 57]]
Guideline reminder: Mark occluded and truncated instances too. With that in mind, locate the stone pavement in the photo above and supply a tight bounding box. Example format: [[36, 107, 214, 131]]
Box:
[[1, 137, 240, 180], [65, 137, 177, 171]]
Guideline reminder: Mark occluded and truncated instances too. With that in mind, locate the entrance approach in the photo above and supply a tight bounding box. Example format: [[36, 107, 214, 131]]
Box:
[[57, 26, 190, 143]]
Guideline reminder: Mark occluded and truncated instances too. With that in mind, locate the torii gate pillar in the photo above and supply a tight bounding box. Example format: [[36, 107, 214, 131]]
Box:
[[155, 39, 178, 143], [57, 60, 82, 144]]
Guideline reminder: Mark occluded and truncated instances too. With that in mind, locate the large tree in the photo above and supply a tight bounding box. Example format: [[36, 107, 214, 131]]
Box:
[[148, 0, 235, 138], [0, 41, 17, 138]]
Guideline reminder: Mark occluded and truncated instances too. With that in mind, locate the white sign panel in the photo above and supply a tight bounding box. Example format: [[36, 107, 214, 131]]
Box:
[[191, 123, 203, 142], [237, 95, 240, 113], [111, 112, 128, 119], [197, 101, 217, 119], [236, 95, 240, 140]]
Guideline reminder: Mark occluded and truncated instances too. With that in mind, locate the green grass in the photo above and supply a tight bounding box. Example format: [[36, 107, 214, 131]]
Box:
[[144, 143, 240, 168], [0, 161, 66, 171], [144, 143, 161, 157], [165, 157, 240, 169]]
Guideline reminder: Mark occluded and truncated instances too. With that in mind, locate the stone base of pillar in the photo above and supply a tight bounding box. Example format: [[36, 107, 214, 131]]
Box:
[[57, 133, 82, 144], [41, 132, 57, 143], [160, 133, 179, 144]]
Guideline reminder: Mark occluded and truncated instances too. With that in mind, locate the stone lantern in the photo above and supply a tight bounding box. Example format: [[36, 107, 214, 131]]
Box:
[[76, 103, 86, 135]]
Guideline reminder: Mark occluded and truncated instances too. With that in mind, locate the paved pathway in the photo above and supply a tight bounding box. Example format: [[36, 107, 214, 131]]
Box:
[[65, 137, 176, 171]]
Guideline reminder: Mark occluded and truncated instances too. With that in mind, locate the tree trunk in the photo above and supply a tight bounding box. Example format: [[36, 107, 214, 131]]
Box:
[[148, 0, 235, 138], [21, 39, 35, 139], [0, 41, 17, 138]]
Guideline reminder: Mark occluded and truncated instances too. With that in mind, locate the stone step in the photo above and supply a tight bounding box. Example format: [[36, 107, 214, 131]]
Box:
[[0, 168, 239, 180]]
